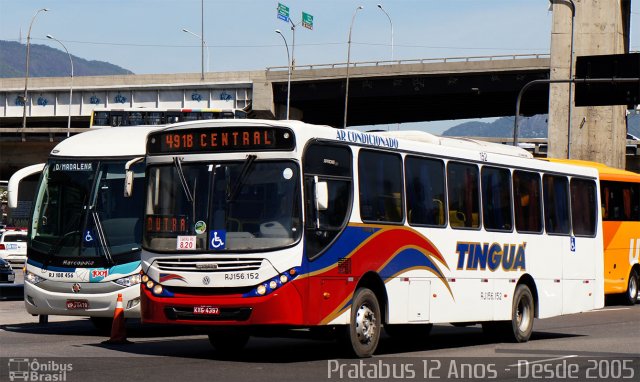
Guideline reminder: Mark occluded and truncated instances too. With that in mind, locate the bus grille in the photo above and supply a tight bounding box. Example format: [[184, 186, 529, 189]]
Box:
[[155, 258, 263, 273]]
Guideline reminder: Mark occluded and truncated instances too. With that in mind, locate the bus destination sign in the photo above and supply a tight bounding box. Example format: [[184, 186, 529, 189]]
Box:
[[147, 126, 295, 154]]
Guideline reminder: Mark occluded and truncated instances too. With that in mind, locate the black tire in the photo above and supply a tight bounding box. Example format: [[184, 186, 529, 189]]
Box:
[[510, 284, 535, 342], [344, 288, 381, 358], [482, 284, 534, 343], [207, 329, 250, 353], [622, 269, 639, 306], [385, 323, 432, 339], [90, 317, 113, 334]]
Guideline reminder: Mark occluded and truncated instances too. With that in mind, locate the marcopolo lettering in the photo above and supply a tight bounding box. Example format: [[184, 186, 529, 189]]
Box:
[[456, 241, 526, 271]]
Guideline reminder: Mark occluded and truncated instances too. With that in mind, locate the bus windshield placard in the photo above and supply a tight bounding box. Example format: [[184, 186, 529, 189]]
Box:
[[147, 126, 295, 154]]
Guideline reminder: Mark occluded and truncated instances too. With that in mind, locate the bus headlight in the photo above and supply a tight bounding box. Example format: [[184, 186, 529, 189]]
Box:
[[25, 271, 45, 285], [114, 274, 142, 287], [153, 284, 164, 295], [246, 267, 300, 297]]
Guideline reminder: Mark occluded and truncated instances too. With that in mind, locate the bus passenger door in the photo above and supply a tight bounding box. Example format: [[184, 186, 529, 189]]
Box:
[[563, 235, 597, 314]]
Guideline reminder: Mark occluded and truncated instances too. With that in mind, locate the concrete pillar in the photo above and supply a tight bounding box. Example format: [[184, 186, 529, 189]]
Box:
[[548, 0, 629, 168]]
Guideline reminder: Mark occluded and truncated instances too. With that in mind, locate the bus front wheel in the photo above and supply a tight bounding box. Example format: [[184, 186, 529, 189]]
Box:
[[623, 269, 639, 306], [344, 288, 381, 358]]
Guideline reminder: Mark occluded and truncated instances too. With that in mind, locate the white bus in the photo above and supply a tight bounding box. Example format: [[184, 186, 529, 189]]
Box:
[[138, 120, 604, 357], [6, 164, 44, 229], [23, 126, 162, 328]]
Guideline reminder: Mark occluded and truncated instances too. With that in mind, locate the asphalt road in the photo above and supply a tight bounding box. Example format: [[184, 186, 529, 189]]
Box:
[[0, 295, 638, 382]]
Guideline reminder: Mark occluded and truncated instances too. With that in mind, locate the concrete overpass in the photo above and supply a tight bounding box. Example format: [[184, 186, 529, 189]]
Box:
[[0, 54, 551, 129], [0, 54, 552, 178]]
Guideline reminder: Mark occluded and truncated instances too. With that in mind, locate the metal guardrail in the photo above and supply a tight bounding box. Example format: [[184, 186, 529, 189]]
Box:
[[0, 128, 89, 134], [266, 53, 551, 72]]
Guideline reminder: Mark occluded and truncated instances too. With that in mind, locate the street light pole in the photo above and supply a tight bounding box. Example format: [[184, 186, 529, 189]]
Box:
[[275, 30, 291, 120], [549, 0, 576, 159], [377, 4, 393, 61], [343, 5, 364, 129], [182, 28, 210, 73], [21, 8, 48, 141], [46, 35, 73, 138], [201, 0, 204, 80]]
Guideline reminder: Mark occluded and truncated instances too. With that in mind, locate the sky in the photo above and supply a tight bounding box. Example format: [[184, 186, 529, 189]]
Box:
[[1, 0, 638, 133]]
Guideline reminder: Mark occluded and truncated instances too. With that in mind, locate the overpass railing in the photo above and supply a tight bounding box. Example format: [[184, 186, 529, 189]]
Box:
[[266, 53, 551, 72]]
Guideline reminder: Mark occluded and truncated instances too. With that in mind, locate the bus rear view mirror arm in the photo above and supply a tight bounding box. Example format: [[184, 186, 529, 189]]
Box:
[[124, 157, 144, 198]]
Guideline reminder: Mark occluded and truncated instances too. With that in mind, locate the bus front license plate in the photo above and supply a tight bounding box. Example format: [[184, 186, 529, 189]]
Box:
[[193, 306, 220, 315], [66, 300, 89, 310]]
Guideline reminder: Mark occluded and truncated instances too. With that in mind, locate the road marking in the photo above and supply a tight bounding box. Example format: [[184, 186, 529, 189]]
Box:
[[508, 355, 578, 368]]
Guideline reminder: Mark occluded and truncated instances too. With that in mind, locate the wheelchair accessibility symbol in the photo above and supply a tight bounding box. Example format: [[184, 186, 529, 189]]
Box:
[[84, 230, 94, 243], [209, 230, 226, 250]]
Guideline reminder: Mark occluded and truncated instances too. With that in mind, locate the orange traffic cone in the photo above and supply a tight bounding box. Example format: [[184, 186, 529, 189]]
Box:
[[102, 293, 132, 344]]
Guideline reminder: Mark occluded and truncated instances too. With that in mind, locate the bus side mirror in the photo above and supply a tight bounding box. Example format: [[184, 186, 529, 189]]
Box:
[[124, 157, 144, 198], [315, 180, 329, 211]]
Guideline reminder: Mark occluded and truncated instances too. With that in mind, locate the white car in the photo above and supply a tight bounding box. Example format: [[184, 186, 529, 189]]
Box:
[[0, 230, 27, 266]]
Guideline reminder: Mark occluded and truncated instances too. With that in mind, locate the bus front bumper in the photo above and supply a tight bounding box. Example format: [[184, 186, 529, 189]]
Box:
[[140, 281, 304, 326], [24, 281, 141, 318]]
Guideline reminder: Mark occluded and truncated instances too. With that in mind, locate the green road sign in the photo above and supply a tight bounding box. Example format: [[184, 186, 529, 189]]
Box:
[[277, 3, 290, 22], [302, 12, 313, 30]]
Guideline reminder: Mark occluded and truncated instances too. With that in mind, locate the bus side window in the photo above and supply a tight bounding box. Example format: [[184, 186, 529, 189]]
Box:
[[543, 174, 571, 235], [405, 156, 446, 227], [513, 170, 542, 233], [447, 162, 480, 229], [570, 178, 597, 237], [481, 166, 513, 231], [358, 150, 403, 224], [303, 143, 353, 259]]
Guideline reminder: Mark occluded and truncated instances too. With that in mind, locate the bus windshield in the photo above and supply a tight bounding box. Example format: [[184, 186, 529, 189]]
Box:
[[143, 159, 301, 252], [29, 159, 145, 265]]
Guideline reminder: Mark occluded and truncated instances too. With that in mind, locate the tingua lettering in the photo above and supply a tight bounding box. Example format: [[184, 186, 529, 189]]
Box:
[[456, 241, 526, 271]]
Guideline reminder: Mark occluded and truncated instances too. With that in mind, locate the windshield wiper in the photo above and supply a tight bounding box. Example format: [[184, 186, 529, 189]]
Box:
[[91, 208, 114, 266], [173, 157, 194, 203], [227, 154, 257, 203]]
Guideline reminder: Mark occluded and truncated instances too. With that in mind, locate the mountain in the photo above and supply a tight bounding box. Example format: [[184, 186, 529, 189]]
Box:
[[0, 40, 133, 78], [442, 113, 640, 138]]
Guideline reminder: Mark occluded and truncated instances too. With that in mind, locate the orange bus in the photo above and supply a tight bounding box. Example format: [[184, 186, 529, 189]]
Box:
[[548, 159, 639, 304]]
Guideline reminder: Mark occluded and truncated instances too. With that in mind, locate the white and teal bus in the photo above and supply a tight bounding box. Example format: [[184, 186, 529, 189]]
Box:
[[139, 120, 604, 357], [23, 126, 160, 328], [24, 108, 248, 328]]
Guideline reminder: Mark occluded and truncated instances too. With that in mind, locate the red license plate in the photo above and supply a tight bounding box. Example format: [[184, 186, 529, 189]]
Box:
[[193, 306, 220, 315], [66, 300, 89, 310]]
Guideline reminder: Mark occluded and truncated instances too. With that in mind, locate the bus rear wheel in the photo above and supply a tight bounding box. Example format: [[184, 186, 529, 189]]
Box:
[[207, 329, 250, 353], [510, 284, 535, 342], [482, 284, 534, 343], [623, 269, 639, 305], [344, 288, 381, 358]]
